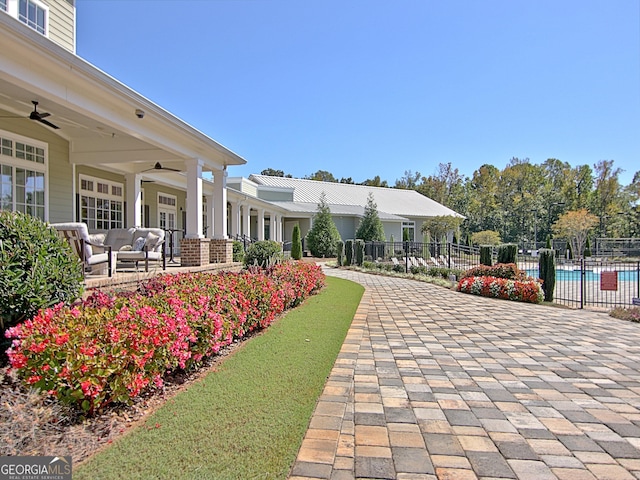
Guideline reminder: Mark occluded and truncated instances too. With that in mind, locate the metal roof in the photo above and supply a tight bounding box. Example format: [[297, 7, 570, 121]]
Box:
[[268, 201, 407, 220], [249, 175, 462, 218]]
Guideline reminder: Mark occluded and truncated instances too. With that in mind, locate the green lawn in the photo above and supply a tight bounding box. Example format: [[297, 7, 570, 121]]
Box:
[[75, 276, 363, 480]]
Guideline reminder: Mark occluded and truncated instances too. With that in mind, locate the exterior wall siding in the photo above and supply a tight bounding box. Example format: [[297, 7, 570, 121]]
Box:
[[45, 0, 75, 52]]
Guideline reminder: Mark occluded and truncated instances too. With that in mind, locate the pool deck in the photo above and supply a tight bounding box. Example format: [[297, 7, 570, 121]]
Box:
[[290, 266, 640, 480]]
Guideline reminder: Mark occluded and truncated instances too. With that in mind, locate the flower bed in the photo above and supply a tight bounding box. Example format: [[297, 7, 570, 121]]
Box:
[[457, 275, 544, 304], [5, 262, 324, 414]]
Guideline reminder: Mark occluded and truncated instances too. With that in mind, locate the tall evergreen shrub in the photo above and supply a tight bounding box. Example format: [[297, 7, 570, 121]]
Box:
[[336, 240, 344, 266], [344, 239, 354, 266], [355, 239, 365, 266], [497, 243, 517, 264], [291, 224, 302, 260], [584, 237, 592, 257], [480, 245, 493, 266], [538, 248, 556, 302]]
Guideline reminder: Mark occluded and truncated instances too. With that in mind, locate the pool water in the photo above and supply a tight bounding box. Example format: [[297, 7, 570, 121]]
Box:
[[525, 268, 639, 282]]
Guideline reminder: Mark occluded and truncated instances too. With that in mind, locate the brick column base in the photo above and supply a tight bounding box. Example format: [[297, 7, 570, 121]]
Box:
[[210, 238, 234, 263], [180, 238, 211, 267]]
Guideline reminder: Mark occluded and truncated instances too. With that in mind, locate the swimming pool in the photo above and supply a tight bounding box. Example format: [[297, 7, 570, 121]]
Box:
[[525, 268, 639, 282]]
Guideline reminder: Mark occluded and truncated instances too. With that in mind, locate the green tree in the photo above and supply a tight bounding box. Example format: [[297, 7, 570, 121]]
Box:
[[260, 168, 292, 178], [361, 176, 389, 187], [306, 192, 341, 257], [466, 164, 502, 234], [355, 193, 385, 241], [394, 170, 421, 189], [291, 224, 302, 260], [552, 209, 598, 260], [592, 160, 624, 237], [471, 230, 501, 246], [420, 215, 463, 243], [306, 170, 337, 182], [416, 162, 468, 214]]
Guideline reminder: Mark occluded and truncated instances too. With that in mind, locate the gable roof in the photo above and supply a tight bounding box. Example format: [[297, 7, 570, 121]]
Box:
[[249, 174, 462, 218]]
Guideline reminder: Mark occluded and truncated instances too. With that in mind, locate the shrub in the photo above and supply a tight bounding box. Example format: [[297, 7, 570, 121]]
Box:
[[457, 276, 544, 304], [538, 248, 555, 302], [344, 240, 354, 266], [497, 244, 517, 264], [291, 225, 302, 260], [0, 211, 84, 335], [232, 240, 245, 263], [6, 263, 325, 413], [355, 239, 365, 266], [480, 245, 493, 266], [462, 263, 523, 280], [244, 240, 282, 268], [336, 240, 344, 266]]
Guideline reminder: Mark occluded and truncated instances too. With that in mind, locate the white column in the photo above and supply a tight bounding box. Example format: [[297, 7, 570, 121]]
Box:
[[275, 214, 282, 242], [125, 173, 142, 227], [213, 168, 228, 239], [206, 194, 214, 238], [185, 159, 203, 239], [230, 202, 240, 239], [242, 205, 251, 238], [258, 208, 265, 241]]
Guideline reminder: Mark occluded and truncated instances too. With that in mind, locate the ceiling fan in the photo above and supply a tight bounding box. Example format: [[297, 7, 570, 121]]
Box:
[[0, 100, 60, 129], [142, 162, 181, 173], [29, 101, 59, 129]]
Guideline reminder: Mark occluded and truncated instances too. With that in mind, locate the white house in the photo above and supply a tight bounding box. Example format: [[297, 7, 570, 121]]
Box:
[[0, 0, 245, 265], [226, 175, 462, 244]]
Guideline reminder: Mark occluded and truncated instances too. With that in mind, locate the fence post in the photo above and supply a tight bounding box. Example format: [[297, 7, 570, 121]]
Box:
[[580, 257, 585, 309], [404, 241, 409, 273], [637, 261, 639, 300], [447, 242, 451, 268]]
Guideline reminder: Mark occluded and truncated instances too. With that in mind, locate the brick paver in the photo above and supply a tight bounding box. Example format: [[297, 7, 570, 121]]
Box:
[[289, 268, 640, 479]]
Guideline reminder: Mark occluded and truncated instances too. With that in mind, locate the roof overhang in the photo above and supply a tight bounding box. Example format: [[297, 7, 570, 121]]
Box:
[[0, 14, 246, 176]]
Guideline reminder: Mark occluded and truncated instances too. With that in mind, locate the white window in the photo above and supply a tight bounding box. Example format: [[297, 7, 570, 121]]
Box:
[[79, 174, 123, 230], [18, 0, 47, 35], [1, 0, 48, 35], [158, 193, 177, 230], [0, 130, 47, 220], [402, 221, 415, 242]]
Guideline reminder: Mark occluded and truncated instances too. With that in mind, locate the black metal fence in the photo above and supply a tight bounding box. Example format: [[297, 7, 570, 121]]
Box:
[[520, 257, 640, 309], [364, 241, 640, 310], [363, 241, 480, 272]]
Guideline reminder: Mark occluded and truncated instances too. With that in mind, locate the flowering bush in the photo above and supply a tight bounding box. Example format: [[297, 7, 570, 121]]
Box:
[[461, 263, 524, 280], [5, 262, 324, 414], [457, 276, 544, 304]]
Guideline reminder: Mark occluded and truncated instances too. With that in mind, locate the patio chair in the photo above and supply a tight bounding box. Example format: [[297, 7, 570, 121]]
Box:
[[417, 257, 429, 267], [431, 257, 445, 267], [50, 222, 115, 277], [391, 257, 400, 267]]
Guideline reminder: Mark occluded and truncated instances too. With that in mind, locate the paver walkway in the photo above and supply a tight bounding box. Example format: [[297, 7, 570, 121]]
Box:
[[289, 268, 640, 480]]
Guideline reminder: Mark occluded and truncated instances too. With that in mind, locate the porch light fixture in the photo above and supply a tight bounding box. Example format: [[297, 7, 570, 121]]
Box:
[[135, 109, 145, 119]]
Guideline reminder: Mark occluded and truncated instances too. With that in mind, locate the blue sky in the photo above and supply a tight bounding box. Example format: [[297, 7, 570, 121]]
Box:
[[76, 1, 639, 186]]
